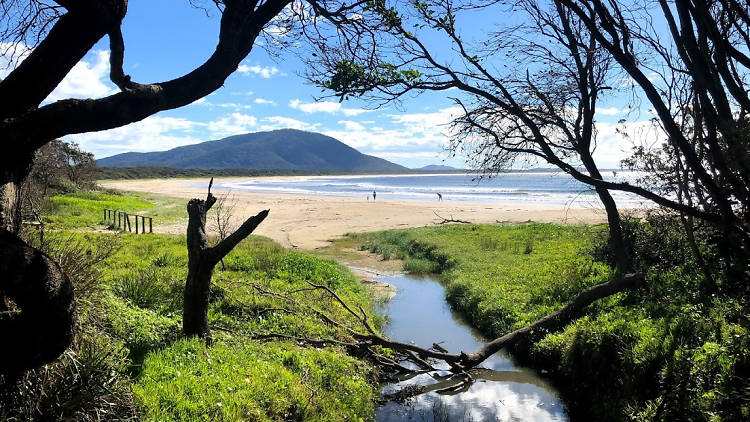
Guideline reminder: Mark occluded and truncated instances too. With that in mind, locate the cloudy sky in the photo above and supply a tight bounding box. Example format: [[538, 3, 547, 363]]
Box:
[[4, 1, 656, 169]]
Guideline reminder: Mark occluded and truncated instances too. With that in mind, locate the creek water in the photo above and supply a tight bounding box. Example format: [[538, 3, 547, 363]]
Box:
[[374, 273, 568, 422]]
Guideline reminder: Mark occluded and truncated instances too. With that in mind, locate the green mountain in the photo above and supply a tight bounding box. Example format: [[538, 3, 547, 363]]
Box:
[[96, 129, 408, 171]]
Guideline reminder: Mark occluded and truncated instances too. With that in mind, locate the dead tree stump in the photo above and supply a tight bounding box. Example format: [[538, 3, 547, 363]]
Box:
[[183, 178, 268, 338]]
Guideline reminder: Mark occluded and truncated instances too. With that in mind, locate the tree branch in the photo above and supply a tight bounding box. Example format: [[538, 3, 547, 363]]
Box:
[[209, 208, 269, 264]]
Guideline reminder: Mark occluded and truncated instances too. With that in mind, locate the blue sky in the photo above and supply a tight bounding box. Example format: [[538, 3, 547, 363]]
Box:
[[3, 1, 656, 169]]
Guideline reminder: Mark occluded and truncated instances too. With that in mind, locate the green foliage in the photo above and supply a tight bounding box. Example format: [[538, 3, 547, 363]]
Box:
[[356, 222, 749, 421], [113, 268, 177, 310], [44, 190, 184, 230], [134, 338, 375, 421], [5, 191, 381, 420], [104, 294, 180, 360], [323, 59, 422, 101], [0, 330, 136, 421], [357, 223, 609, 334], [275, 252, 358, 289]]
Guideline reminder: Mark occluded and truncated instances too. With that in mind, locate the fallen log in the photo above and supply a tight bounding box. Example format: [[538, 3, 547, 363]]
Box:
[[320, 272, 643, 370], [245, 271, 644, 393]]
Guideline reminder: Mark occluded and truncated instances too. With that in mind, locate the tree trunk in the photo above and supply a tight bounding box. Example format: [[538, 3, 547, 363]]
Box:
[[183, 179, 268, 338], [0, 159, 76, 377], [0, 230, 76, 377], [596, 185, 633, 274], [580, 154, 633, 274]]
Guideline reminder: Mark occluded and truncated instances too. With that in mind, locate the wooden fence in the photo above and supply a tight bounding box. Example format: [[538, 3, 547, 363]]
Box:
[[103, 208, 153, 233]]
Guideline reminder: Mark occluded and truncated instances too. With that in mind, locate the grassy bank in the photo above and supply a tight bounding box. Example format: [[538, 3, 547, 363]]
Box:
[[5, 191, 380, 421], [351, 223, 749, 421], [43, 190, 186, 230]]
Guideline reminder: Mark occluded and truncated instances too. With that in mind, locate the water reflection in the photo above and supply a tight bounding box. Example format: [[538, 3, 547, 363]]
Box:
[[374, 274, 567, 421]]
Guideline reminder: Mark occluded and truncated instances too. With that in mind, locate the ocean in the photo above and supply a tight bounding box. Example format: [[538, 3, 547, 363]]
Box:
[[216, 171, 650, 207]]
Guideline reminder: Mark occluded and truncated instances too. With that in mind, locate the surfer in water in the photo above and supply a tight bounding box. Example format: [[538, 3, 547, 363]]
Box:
[[373, 191, 376, 201], [437, 192, 443, 201]]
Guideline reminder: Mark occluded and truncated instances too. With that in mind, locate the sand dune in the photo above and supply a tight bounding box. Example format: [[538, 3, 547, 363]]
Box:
[[101, 177, 611, 250]]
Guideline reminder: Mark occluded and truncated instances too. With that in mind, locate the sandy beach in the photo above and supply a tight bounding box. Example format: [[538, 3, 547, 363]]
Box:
[[101, 177, 611, 250]]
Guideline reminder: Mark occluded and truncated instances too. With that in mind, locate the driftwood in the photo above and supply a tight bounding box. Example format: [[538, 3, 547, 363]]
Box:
[[183, 178, 269, 338], [244, 270, 644, 396], [433, 211, 471, 225]]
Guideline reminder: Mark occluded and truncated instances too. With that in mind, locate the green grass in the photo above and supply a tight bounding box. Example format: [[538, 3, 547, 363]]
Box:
[[7, 191, 380, 421], [96, 233, 380, 421], [350, 223, 612, 334], [352, 223, 750, 421], [135, 338, 374, 421], [44, 190, 185, 230]]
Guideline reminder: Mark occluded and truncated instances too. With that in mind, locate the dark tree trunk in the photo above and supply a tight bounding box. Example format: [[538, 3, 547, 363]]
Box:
[[0, 159, 76, 377], [183, 179, 268, 338], [596, 185, 633, 274], [0, 230, 75, 377], [580, 153, 633, 274]]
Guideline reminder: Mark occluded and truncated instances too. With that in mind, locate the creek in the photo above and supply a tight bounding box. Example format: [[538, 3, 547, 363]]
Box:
[[373, 272, 568, 422]]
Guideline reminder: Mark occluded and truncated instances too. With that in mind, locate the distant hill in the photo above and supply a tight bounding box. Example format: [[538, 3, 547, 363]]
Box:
[[97, 129, 408, 172], [415, 164, 459, 171]]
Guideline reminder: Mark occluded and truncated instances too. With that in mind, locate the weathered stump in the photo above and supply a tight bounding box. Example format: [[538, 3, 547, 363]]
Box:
[[183, 178, 268, 338]]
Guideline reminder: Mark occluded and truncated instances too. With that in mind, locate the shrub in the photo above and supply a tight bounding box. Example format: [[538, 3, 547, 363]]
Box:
[[104, 295, 179, 360], [0, 331, 135, 422]]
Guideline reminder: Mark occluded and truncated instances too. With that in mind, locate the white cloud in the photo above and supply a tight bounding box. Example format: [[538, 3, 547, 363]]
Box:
[[319, 107, 461, 153], [190, 98, 252, 110], [592, 120, 666, 167], [46, 50, 116, 102], [254, 98, 277, 106], [2, 46, 116, 103], [597, 107, 624, 116], [207, 112, 258, 137], [258, 116, 320, 131], [337, 120, 365, 131], [0, 42, 31, 78], [65, 116, 203, 158], [289, 98, 371, 116], [237, 64, 279, 78]]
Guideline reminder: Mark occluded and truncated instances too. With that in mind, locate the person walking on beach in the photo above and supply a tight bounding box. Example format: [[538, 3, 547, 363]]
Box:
[[373, 191, 376, 201], [437, 192, 443, 201]]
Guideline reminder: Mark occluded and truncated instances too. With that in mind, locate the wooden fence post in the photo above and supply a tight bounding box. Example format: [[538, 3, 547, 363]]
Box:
[[135, 215, 139, 234], [149, 217, 153, 233]]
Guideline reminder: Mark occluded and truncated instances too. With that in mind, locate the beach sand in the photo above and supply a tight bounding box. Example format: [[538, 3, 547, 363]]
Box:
[[101, 177, 611, 250]]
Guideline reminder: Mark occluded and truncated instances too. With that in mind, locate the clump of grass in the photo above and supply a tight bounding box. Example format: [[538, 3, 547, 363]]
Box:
[[152, 253, 172, 268], [104, 294, 179, 361], [403, 258, 439, 274], [1, 331, 136, 422], [113, 268, 169, 310], [479, 236, 498, 251]]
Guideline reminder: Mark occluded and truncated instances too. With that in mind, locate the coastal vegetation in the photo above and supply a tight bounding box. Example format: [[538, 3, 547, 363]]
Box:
[[353, 223, 749, 420], [3, 191, 379, 421], [0, 0, 747, 420]]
